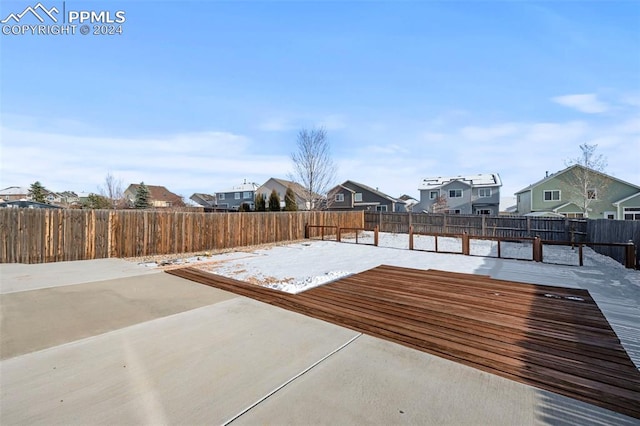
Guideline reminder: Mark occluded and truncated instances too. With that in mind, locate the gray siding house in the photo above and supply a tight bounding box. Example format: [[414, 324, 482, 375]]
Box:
[[328, 180, 406, 212], [215, 181, 259, 211], [417, 173, 502, 215]]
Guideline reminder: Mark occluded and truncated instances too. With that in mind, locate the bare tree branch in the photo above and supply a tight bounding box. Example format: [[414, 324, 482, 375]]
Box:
[[99, 172, 125, 209], [289, 127, 337, 210]]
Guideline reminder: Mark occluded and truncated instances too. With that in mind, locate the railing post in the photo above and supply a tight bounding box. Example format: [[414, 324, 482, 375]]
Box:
[[578, 244, 583, 267], [625, 241, 636, 269], [409, 225, 414, 250], [374, 225, 379, 246], [497, 239, 501, 259], [462, 232, 470, 255], [533, 236, 543, 262]]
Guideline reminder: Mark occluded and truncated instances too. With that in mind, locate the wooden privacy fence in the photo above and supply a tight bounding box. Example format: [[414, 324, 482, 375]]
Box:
[[0, 209, 364, 264], [587, 219, 640, 269], [365, 212, 587, 242]]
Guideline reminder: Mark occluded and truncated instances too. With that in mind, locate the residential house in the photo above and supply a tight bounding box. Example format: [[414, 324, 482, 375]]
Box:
[[57, 191, 80, 207], [190, 193, 217, 208], [515, 165, 640, 220], [256, 178, 317, 210], [124, 184, 185, 208], [398, 194, 419, 212], [215, 180, 259, 211], [328, 180, 407, 212], [0, 186, 29, 201], [417, 173, 502, 215]]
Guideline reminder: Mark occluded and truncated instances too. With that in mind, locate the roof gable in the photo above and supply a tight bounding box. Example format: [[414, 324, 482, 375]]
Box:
[[259, 178, 321, 200], [613, 191, 640, 205], [515, 165, 640, 194], [126, 184, 185, 206], [342, 180, 399, 202]]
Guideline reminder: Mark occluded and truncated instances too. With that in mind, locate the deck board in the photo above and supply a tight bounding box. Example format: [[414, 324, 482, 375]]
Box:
[[167, 265, 640, 419]]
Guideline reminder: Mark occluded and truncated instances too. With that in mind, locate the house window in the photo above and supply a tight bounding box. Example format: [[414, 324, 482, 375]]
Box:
[[335, 193, 344, 202], [429, 191, 438, 200], [449, 189, 462, 198], [564, 213, 584, 218], [235, 193, 240, 200], [219, 194, 225, 200], [604, 211, 616, 220], [478, 188, 491, 198], [243, 191, 252, 199], [587, 189, 597, 200], [543, 190, 560, 201], [444, 209, 461, 214], [376, 205, 387, 212], [354, 193, 363, 202], [624, 207, 640, 220], [476, 209, 491, 215]]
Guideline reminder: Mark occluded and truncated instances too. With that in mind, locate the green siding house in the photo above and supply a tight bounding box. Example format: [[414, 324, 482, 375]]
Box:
[[515, 165, 640, 220]]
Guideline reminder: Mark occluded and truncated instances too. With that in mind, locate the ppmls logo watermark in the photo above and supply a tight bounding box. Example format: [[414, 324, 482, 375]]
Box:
[[1, 2, 126, 36]]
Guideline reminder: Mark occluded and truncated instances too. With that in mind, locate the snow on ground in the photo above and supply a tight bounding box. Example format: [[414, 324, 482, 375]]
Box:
[[143, 232, 633, 294], [138, 231, 640, 367]]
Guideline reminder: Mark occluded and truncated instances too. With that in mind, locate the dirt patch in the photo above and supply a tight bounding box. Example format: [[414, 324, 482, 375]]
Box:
[[123, 239, 308, 269]]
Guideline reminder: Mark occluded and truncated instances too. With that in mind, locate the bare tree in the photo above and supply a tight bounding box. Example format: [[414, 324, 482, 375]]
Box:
[[99, 172, 125, 209], [289, 127, 337, 210], [564, 143, 610, 218], [431, 194, 448, 214]]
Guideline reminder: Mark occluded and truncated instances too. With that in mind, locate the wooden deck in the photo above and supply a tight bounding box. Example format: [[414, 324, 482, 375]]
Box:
[[167, 265, 640, 419]]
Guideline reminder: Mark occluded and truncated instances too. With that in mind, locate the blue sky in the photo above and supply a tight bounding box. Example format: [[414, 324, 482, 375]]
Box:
[[1, 1, 639, 204]]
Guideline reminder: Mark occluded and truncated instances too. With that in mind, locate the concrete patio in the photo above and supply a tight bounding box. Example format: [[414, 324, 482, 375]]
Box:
[[1, 258, 638, 425]]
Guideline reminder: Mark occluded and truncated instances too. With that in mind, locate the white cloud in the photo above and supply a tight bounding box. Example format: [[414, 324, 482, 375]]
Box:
[[552, 94, 609, 114], [0, 125, 290, 196]]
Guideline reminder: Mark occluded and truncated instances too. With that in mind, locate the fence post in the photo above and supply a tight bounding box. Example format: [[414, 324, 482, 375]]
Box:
[[409, 226, 414, 250], [462, 232, 470, 255], [337, 227, 341, 242], [304, 223, 309, 239], [625, 241, 636, 269], [533, 236, 543, 262], [374, 225, 379, 246]]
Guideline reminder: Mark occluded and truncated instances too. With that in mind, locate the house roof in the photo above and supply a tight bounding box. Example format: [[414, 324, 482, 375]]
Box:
[[342, 180, 401, 203], [398, 194, 419, 202], [218, 181, 260, 193], [190, 193, 216, 207], [261, 178, 320, 200], [613, 191, 640, 206], [0, 186, 29, 196], [125, 184, 185, 206], [329, 184, 355, 195], [515, 165, 640, 195], [418, 173, 502, 191]]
